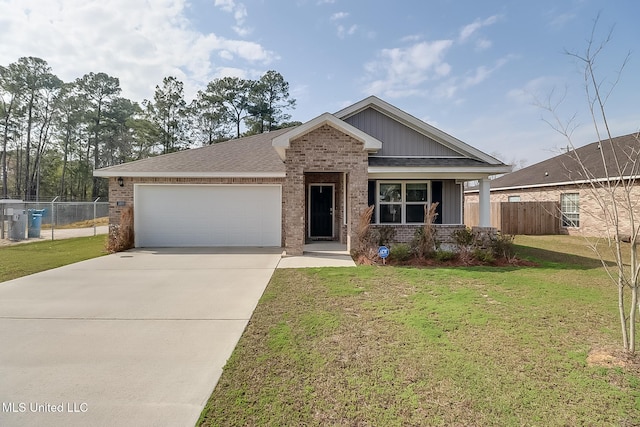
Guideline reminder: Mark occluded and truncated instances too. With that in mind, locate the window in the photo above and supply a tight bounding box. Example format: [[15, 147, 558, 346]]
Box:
[[379, 183, 402, 223], [406, 183, 428, 223], [508, 196, 521, 202], [561, 193, 579, 227], [377, 181, 429, 224]]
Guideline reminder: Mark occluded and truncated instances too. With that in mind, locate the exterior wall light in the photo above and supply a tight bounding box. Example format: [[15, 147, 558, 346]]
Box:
[[117, 177, 124, 187]]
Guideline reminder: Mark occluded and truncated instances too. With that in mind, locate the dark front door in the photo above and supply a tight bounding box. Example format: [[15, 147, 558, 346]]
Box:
[[310, 185, 333, 238]]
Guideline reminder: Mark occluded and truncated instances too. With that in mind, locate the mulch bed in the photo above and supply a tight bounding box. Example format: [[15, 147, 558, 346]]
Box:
[[356, 255, 538, 268]]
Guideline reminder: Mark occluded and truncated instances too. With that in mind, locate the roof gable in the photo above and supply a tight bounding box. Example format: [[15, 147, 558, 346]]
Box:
[[334, 96, 503, 164], [344, 107, 461, 157], [271, 112, 382, 160], [488, 133, 640, 190]]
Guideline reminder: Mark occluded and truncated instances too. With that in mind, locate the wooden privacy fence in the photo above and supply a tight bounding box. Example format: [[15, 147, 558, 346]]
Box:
[[464, 201, 560, 235]]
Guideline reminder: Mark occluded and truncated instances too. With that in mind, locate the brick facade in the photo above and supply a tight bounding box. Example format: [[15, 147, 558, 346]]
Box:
[[283, 124, 368, 255], [466, 183, 640, 237], [370, 224, 467, 249]]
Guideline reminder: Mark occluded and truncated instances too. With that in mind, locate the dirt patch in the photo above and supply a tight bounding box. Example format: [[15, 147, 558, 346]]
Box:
[[41, 217, 109, 229], [587, 347, 640, 370]]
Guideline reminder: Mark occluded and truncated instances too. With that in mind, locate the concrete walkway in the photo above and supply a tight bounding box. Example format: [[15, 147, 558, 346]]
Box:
[[0, 247, 281, 427], [277, 242, 356, 268]]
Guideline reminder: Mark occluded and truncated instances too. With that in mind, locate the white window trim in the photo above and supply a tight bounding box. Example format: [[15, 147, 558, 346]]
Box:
[[560, 193, 580, 228], [376, 180, 431, 224]]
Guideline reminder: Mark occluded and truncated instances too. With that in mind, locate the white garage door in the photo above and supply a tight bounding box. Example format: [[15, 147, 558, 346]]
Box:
[[134, 184, 281, 247]]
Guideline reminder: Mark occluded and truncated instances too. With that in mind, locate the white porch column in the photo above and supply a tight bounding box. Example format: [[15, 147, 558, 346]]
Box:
[[478, 178, 491, 227]]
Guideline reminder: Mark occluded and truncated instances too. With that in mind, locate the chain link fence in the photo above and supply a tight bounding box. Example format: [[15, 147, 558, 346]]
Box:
[[0, 198, 109, 241]]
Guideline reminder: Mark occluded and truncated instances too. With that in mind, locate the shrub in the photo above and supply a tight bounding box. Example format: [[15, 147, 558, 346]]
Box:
[[411, 203, 440, 258], [375, 225, 396, 247], [435, 250, 457, 262], [389, 244, 412, 262], [473, 248, 495, 264], [453, 227, 475, 247], [105, 206, 134, 253], [490, 232, 515, 259], [352, 205, 375, 257]]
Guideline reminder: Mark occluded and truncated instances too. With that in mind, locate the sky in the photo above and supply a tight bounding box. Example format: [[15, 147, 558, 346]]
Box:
[[1, 0, 639, 167]]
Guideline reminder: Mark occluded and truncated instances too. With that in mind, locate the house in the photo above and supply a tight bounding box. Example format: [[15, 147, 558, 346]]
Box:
[[465, 133, 640, 237], [94, 96, 509, 255]]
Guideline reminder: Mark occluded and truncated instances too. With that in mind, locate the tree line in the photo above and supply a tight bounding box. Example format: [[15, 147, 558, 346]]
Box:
[[0, 57, 298, 201]]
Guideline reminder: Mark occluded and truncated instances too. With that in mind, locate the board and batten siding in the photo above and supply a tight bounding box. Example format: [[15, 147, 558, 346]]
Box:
[[440, 180, 462, 224], [344, 107, 461, 157]]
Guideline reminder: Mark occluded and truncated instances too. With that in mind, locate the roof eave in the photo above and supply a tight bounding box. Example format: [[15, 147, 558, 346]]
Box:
[[368, 165, 511, 176], [93, 171, 286, 178], [469, 173, 640, 193]]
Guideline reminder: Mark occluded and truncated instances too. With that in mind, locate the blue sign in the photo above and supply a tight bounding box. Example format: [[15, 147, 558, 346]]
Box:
[[378, 246, 389, 259]]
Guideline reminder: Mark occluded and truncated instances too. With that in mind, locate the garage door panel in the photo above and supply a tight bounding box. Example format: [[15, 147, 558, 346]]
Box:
[[134, 185, 281, 247]]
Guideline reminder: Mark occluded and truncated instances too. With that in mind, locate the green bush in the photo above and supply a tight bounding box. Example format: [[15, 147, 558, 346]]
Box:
[[410, 227, 440, 258], [435, 250, 457, 262], [389, 244, 412, 262], [375, 226, 396, 246], [452, 227, 475, 247], [473, 248, 495, 263], [490, 232, 515, 259]]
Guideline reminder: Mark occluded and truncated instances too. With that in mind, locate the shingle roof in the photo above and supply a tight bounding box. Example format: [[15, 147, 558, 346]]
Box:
[[94, 128, 291, 177], [488, 133, 640, 190]]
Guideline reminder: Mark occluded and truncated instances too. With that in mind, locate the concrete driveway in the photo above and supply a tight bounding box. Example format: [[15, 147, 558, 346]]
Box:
[[0, 247, 282, 427]]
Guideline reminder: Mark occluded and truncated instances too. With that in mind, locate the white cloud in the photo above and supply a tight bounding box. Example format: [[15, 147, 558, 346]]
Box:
[[330, 12, 348, 21], [401, 34, 423, 43], [0, 0, 277, 102], [214, 0, 251, 37], [433, 57, 510, 101], [317, 0, 336, 4], [214, 0, 235, 12], [329, 11, 359, 38], [213, 67, 249, 79], [459, 15, 499, 43], [337, 24, 358, 39], [363, 40, 453, 98], [464, 57, 509, 88], [475, 38, 492, 51], [506, 76, 561, 105]]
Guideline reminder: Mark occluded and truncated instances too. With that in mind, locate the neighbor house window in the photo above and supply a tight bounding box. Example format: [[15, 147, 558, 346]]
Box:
[[508, 196, 521, 202], [378, 181, 429, 224], [561, 193, 580, 227]]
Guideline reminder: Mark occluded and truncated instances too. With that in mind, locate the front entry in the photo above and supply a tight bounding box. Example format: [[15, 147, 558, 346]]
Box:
[[309, 184, 334, 239]]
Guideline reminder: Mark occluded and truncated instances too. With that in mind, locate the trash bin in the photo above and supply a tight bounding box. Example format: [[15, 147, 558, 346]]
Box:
[[9, 211, 27, 241], [28, 209, 45, 238]]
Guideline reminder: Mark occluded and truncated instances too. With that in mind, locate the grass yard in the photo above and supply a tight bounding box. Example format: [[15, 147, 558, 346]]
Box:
[[199, 235, 640, 426], [0, 236, 108, 282]]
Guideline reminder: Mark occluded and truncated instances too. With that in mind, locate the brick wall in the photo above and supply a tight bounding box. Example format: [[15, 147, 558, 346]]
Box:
[[466, 182, 640, 237], [284, 124, 368, 255], [370, 224, 466, 248]]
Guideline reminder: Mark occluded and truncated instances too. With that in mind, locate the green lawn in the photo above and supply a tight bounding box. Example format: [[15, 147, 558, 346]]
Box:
[[0, 236, 108, 282], [199, 235, 640, 426]]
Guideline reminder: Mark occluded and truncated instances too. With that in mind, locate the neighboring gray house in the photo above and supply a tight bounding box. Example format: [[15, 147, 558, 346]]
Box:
[[94, 96, 508, 255]]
